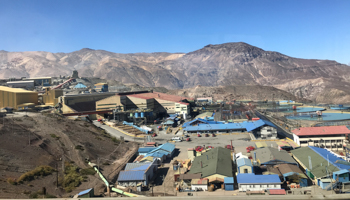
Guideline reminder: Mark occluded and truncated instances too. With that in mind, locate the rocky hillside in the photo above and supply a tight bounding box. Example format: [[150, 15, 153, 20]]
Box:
[[0, 113, 138, 198], [167, 85, 309, 103], [1, 43, 350, 103]]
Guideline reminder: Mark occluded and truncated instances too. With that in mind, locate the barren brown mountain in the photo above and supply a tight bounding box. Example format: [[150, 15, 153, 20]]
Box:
[[1, 42, 349, 103]]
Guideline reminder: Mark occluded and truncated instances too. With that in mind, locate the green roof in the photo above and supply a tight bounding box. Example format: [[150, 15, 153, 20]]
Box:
[[188, 147, 233, 178], [254, 147, 297, 165], [291, 147, 339, 179]]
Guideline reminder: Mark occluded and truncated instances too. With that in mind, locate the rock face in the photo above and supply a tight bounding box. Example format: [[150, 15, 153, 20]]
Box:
[[1, 42, 349, 103]]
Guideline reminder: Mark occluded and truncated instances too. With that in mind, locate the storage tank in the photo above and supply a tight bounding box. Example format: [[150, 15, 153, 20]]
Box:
[[140, 112, 145, 118], [135, 112, 139, 118]]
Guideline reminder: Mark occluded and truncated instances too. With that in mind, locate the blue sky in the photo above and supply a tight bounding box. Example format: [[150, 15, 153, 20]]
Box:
[[0, 0, 349, 64]]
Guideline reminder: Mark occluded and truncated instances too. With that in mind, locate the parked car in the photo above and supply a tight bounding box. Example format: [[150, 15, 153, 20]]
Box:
[[246, 146, 255, 153], [205, 133, 209, 137], [186, 138, 191, 142], [172, 137, 182, 142], [225, 145, 234, 150], [197, 134, 201, 137], [212, 133, 216, 137], [152, 133, 157, 137]]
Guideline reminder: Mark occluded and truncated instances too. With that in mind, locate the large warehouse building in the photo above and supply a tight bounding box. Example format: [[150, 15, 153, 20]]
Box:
[[0, 86, 38, 109]]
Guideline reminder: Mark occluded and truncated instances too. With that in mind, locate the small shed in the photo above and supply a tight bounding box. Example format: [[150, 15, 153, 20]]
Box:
[[333, 169, 350, 183], [237, 158, 253, 174], [191, 178, 208, 191], [77, 188, 94, 198], [224, 177, 235, 191], [319, 178, 334, 190]]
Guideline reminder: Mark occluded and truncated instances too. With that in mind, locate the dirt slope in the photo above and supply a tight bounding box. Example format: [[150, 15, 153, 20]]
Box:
[[0, 113, 138, 198]]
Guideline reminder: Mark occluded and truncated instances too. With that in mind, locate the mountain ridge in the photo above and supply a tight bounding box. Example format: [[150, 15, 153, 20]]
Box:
[[1, 42, 349, 103]]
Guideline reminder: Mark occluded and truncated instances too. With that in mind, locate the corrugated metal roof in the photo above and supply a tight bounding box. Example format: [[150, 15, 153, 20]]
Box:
[[183, 118, 224, 128], [117, 170, 145, 181], [237, 158, 253, 167], [237, 174, 281, 184], [291, 147, 339, 178], [158, 143, 175, 153], [292, 126, 350, 136], [184, 122, 252, 132], [224, 177, 235, 184], [277, 164, 304, 175], [125, 163, 151, 171], [253, 147, 297, 165], [188, 147, 233, 178], [145, 151, 167, 158], [78, 188, 93, 196], [0, 86, 37, 93], [138, 147, 157, 153], [246, 119, 276, 132], [309, 146, 350, 170]]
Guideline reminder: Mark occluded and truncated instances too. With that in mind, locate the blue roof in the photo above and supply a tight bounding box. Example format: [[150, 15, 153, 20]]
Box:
[[158, 143, 175, 152], [224, 177, 235, 184], [237, 174, 281, 184], [333, 169, 349, 175], [183, 122, 253, 132], [245, 119, 277, 132], [183, 118, 224, 128], [125, 162, 151, 171], [78, 188, 93, 196], [138, 147, 157, 153], [145, 151, 167, 158], [309, 146, 350, 170], [74, 83, 87, 89], [237, 158, 253, 167], [118, 170, 145, 181]]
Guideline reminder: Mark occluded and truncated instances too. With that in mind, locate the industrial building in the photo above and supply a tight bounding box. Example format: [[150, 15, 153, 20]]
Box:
[[291, 146, 350, 189], [183, 121, 251, 134], [0, 86, 38, 109], [7, 80, 34, 89], [27, 77, 52, 86], [292, 126, 350, 150], [95, 91, 193, 121], [246, 119, 277, 139], [94, 83, 108, 92], [117, 160, 158, 187], [59, 92, 116, 114], [134, 92, 193, 114], [41, 87, 63, 106], [196, 97, 213, 104], [188, 147, 233, 186]]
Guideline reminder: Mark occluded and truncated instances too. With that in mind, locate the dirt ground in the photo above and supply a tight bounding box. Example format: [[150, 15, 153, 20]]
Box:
[[0, 112, 138, 198]]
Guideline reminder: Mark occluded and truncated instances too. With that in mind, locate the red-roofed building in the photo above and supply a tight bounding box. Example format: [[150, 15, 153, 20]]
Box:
[[292, 126, 350, 150]]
